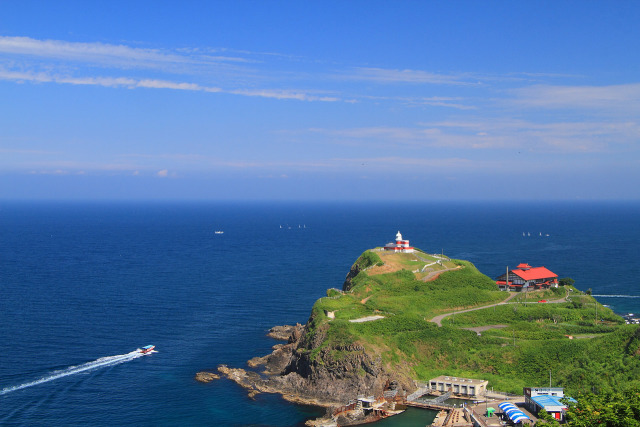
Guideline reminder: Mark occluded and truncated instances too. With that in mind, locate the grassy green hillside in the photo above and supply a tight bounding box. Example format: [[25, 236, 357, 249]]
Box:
[[307, 249, 640, 395]]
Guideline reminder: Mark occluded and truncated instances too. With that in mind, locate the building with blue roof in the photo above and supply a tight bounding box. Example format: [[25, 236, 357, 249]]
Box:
[[524, 387, 574, 422]]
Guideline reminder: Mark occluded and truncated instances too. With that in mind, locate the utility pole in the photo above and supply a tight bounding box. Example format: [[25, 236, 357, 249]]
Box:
[[549, 370, 552, 388], [485, 392, 488, 416], [506, 266, 509, 290]]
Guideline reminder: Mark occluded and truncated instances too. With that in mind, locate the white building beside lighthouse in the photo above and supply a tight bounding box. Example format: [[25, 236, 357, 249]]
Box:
[[384, 231, 414, 253]]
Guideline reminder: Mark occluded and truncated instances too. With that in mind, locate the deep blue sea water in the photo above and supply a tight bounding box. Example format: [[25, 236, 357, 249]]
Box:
[[1, 201, 638, 426]]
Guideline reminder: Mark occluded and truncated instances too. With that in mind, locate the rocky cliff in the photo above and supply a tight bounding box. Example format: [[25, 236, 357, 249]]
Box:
[[218, 315, 414, 408], [342, 263, 362, 292]]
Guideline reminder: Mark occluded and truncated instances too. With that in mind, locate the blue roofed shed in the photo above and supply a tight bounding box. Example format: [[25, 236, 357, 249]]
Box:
[[524, 389, 575, 422]]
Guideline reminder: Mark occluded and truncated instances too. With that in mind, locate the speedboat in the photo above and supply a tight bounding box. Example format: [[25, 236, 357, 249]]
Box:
[[140, 345, 155, 354]]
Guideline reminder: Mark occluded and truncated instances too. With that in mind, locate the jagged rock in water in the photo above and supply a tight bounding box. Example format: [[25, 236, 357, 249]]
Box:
[[267, 324, 304, 342], [195, 371, 220, 383]]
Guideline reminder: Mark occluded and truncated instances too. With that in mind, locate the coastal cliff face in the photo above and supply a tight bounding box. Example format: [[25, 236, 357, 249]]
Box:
[[341, 263, 362, 292], [279, 314, 412, 404], [218, 252, 414, 407], [219, 315, 413, 407]]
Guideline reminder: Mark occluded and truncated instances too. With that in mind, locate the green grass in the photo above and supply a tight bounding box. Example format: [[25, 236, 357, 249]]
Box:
[[442, 300, 621, 329]]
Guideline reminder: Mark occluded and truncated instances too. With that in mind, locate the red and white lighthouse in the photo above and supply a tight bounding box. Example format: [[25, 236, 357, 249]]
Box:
[[384, 231, 414, 253]]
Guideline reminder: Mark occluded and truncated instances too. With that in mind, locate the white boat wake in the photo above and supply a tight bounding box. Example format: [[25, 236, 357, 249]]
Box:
[[1, 349, 149, 396]]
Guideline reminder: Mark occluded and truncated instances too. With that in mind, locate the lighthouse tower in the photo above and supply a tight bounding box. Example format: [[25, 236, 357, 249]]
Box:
[[384, 231, 414, 253]]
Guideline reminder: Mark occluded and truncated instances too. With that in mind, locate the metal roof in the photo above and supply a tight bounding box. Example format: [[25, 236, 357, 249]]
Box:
[[499, 402, 530, 423], [532, 395, 568, 408], [512, 414, 530, 423], [499, 402, 517, 410], [512, 266, 557, 281]]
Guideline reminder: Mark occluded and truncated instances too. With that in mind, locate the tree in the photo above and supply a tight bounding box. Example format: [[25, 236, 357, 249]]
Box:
[[564, 386, 640, 426], [535, 409, 560, 426], [559, 277, 575, 287]]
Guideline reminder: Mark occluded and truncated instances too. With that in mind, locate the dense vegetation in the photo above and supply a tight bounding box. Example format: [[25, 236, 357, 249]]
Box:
[[306, 250, 640, 396], [542, 385, 640, 427]]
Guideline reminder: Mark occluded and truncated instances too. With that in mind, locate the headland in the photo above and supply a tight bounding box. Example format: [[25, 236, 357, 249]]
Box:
[[209, 232, 640, 425]]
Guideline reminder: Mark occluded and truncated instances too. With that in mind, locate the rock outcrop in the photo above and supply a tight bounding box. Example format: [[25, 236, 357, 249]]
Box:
[[342, 263, 362, 292], [267, 324, 304, 342], [218, 312, 414, 408], [195, 371, 220, 383]]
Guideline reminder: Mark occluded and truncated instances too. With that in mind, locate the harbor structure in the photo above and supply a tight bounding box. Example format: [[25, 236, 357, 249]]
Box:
[[429, 375, 488, 398], [383, 231, 414, 253], [496, 263, 558, 291]]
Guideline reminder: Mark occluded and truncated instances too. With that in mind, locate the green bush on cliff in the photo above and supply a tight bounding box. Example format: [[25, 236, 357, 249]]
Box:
[[326, 320, 356, 348], [429, 260, 497, 291], [354, 250, 383, 270], [358, 314, 429, 335]]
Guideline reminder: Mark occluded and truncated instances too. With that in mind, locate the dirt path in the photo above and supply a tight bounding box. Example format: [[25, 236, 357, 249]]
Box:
[[349, 315, 385, 323], [421, 266, 462, 282], [430, 292, 518, 326]]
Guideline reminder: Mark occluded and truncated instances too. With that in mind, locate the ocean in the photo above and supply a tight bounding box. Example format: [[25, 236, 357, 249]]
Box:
[[1, 201, 638, 426]]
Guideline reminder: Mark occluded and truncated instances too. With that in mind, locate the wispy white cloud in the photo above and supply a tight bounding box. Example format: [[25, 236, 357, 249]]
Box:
[[228, 88, 339, 102], [0, 68, 217, 90], [413, 96, 476, 110], [344, 67, 477, 85], [309, 118, 640, 153], [511, 83, 640, 112], [20, 160, 145, 174], [0, 36, 342, 101], [0, 36, 248, 71], [427, 119, 640, 151], [0, 68, 345, 101], [334, 156, 476, 168], [2, 35, 567, 110], [359, 94, 477, 110], [29, 169, 75, 175], [0, 147, 58, 155]]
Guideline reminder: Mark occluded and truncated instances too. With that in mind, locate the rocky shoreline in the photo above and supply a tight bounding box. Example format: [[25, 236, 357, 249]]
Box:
[[202, 265, 417, 424], [215, 323, 344, 407], [210, 319, 415, 425]]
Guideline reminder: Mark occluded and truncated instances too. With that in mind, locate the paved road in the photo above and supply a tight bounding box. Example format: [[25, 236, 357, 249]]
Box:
[[430, 292, 518, 326], [429, 288, 570, 327]]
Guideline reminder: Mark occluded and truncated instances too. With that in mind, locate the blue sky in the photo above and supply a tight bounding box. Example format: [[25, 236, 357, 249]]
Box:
[[1, 1, 639, 200]]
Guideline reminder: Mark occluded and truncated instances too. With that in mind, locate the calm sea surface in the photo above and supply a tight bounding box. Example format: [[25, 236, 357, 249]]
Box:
[[1, 201, 638, 426]]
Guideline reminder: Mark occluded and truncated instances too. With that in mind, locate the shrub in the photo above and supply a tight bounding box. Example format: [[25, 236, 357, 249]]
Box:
[[355, 251, 383, 270]]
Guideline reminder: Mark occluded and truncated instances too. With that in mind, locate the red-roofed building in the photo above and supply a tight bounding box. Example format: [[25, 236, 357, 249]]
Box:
[[496, 264, 558, 291]]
